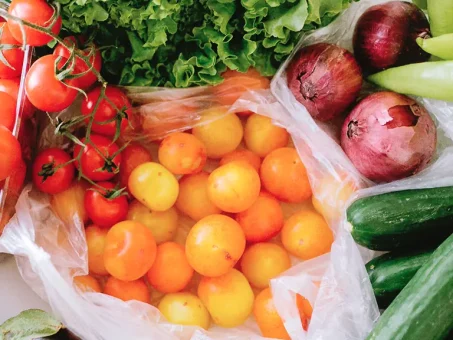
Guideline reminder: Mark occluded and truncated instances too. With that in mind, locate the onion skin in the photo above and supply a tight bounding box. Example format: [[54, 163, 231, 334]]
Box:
[[287, 43, 363, 122], [341, 92, 436, 183], [353, 1, 431, 73]]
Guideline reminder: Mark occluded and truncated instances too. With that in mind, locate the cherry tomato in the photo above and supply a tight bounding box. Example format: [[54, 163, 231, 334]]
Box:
[[158, 132, 207, 175], [128, 162, 179, 212], [127, 200, 178, 244], [240, 243, 291, 289], [0, 23, 24, 79], [213, 69, 270, 107], [104, 220, 157, 281], [192, 110, 243, 159], [7, 0, 62, 46], [81, 86, 130, 137], [32, 148, 75, 195], [53, 37, 102, 89], [282, 210, 334, 260], [0, 92, 16, 131], [260, 147, 312, 203], [198, 269, 254, 328], [185, 214, 246, 277], [236, 191, 284, 243], [85, 224, 109, 276], [25, 55, 79, 112], [74, 275, 101, 293], [219, 149, 261, 173], [146, 242, 194, 293], [244, 114, 289, 158], [158, 293, 211, 329], [118, 143, 152, 194], [84, 182, 128, 228], [51, 180, 89, 225], [104, 277, 150, 304], [73, 135, 122, 182], [0, 126, 21, 181], [176, 171, 222, 221], [0, 78, 34, 118], [207, 161, 261, 213]]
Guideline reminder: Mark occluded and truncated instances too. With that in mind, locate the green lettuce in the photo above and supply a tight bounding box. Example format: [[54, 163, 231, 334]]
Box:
[[55, 0, 355, 87]]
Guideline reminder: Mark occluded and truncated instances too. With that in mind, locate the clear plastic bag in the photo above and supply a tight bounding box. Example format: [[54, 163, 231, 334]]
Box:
[[0, 1, 35, 242], [0, 83, 380, 340], [269, 0, 453, 336]]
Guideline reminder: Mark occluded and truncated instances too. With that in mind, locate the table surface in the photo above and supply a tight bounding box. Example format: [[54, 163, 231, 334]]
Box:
[[0, 255, 51, 324]]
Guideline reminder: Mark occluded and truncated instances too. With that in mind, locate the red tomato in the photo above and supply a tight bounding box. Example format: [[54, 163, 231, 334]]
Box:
[[0, 23, 24, 79], [32, 148, 75, 194], [0, 126, 21, 181], [0, 78, 34, 118], [73, 135, 122, 182], [118, 143, 152, 194], [7, 0, 62, 46], [25, 55, 79, 112], [1, 158, 26, 198], [81, 86, 131, 137], [0, 92, 17, 131], [84, 181, 129, 228], [53, 36, 102, 89]]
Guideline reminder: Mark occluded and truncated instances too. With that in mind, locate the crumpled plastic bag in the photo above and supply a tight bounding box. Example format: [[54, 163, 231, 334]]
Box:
[[0, 0, 34, 247], [2, 1, 451, 340], [270, 0, 453, 336], [0, 84, 379, 340]]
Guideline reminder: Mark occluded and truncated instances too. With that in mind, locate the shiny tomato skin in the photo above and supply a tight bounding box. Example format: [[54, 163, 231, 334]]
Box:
[[81, 86, 130, 137], [0, 126, 21, 181], [73, 135, 122, 182], [104, 220, 157, 281], [32, 148, 75, 194], [7, 0, 62, 46], [53, 37, 102, 89], [25, 55, 79, 112], [0, 78, 34, 118], [0, 23, 24, 79], [0, 92, 17, 131], [84, 181, 128, 228]]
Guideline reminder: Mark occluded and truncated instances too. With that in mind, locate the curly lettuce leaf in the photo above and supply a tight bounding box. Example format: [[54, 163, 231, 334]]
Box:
[[56, 0, 354, 87]]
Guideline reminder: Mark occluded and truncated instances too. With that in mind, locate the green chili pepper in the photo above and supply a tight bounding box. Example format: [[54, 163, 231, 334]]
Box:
[[428, 0, 453, 36], [413, 0, 427, 10], [368, 61, 453, 102], [417, 34, 453, 60]]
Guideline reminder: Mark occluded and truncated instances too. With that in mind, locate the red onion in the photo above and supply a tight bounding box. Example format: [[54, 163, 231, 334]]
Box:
[[353, 1, 430, 73], [341, 92, 436, 183], [287, 43, 363, 122]]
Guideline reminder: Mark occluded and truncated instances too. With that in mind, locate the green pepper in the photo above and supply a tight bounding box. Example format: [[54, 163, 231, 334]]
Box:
[[413, 0, 427, 10], [368, 61, 453, 102], [428, 0, 453, 36], [417, 34, 453, 60]]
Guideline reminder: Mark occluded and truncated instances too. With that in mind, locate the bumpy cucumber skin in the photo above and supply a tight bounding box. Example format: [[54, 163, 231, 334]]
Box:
[[366, 249, 433, 308], [347, 187, 453, 250], [366, 234, 453, 340]]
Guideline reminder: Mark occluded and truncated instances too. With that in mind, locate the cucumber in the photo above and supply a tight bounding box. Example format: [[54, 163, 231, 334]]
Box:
[[366, 233, 453, 340], [366, 249, 433, 308], [347, 186, 453, 250]]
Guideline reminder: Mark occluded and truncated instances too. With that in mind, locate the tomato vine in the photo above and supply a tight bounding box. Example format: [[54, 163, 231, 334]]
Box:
[[0, 2, 130, 199]]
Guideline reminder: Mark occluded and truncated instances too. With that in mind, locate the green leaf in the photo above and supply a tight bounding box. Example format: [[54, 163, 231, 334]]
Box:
[[54, 0, 354, 87], [0, 309, 63, 340]]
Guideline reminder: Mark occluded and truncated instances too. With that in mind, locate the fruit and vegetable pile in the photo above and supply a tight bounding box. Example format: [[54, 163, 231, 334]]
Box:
[[0, 0, 452, 339]]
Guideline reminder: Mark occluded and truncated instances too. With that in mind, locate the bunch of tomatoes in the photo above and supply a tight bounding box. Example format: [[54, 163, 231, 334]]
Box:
[[1, 1, 336, 338], [45, 108, 334, 338]]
